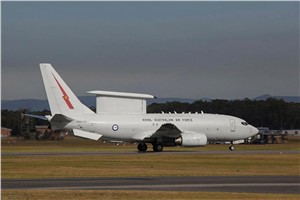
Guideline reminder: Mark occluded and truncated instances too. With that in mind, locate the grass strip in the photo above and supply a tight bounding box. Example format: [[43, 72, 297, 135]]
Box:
[[2, 153, 299, 178]]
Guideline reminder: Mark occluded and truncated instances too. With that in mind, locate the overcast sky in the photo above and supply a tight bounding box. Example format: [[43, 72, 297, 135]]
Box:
[[2, 2, 299, 100]]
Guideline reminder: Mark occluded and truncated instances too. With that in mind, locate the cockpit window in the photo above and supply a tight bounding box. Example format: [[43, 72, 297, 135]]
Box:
[[241, 121, 248, 126]]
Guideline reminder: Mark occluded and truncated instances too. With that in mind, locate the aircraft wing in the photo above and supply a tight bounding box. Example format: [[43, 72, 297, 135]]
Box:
[[150, 123, 182, 138], [132, 123, 182, 141]]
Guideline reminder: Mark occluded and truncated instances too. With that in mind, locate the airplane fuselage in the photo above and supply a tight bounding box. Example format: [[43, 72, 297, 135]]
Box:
[[64, 113, 257, 144]]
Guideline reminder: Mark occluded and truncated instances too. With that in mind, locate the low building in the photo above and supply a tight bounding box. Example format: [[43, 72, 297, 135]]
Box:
[[35, 125, 65, 140], [282, 129, 299, 136], [1, 127, 12, 138]]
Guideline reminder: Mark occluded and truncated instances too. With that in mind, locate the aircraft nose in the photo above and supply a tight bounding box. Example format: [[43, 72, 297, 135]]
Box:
[[250, 126, 259, 136]]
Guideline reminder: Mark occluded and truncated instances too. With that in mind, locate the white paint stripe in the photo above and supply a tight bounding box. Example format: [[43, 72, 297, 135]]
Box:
[[13, 183, 300, 191]]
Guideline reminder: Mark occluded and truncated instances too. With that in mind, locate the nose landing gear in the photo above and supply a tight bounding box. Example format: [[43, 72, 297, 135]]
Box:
[[229, 142, 235, 151]]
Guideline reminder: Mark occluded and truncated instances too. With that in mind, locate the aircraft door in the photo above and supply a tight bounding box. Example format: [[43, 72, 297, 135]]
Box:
[[229, 119, 236, 132]]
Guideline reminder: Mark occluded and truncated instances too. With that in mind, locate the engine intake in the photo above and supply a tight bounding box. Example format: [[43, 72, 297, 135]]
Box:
[[175, 132, 207, 147]]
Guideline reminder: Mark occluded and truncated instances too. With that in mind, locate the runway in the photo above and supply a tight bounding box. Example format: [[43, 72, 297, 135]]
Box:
[[2, 176, 300, 194], [2, 149, 299, 157]]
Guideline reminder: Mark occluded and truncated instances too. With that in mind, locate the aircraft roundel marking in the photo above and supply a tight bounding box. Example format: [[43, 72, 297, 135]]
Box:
[[112, 124, 119, 131]]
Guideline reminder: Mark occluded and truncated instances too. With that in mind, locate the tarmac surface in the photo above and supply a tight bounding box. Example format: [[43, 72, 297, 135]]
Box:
[[2, 176, 300, 194], [2, 149, 299, 156]]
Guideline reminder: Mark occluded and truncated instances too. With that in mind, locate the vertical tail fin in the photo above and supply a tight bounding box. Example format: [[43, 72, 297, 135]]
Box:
[[40, 63, 94, 117]]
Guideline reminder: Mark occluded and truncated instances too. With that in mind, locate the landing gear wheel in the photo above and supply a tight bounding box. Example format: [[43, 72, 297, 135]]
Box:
[[137, 143, 147, 152], [229, 145, 235, 151], [153, 143, 164, 152]]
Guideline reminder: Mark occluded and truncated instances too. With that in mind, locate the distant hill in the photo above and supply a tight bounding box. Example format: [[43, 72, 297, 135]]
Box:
[[1, 96, 197, 111], [253, 94, 300, 103], [1, 95, 299, 111], [148, 98, 196, 105]]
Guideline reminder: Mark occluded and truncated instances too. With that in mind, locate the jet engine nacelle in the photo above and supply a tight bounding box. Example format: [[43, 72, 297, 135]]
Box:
[[175, 132, 207, 147]]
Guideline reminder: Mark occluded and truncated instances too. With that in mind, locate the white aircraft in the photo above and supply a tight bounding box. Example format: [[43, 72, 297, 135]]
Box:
[[30, 63, 258, 152]]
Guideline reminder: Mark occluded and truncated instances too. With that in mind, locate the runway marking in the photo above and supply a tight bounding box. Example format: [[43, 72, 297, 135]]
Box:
[[14, 183, 300, 191], [3, 176, 300, 194], [2, 150, 299, 157]]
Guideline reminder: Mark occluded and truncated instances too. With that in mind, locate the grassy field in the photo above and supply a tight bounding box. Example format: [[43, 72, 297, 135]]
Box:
[[2, 136, 299, 199], [2, 136, 300, 179], [2, 152, 299, 179]]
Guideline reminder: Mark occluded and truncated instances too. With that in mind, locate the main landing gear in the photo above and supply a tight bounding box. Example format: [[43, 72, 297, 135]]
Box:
[[137, 143, 148, 152], [229, 141, 235, 151], [137, 142, 164, 152], [152, 142, 163, 152]]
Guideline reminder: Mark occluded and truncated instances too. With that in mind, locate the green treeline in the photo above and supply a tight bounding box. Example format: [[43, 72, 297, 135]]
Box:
[[1, 98, 300, 136], [148, 98, 300, 130], [1, 109, 51, 136]]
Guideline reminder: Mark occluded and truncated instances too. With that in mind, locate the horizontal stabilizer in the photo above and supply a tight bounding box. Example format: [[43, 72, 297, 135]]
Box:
[[73, 129, 102, 140], [50, 114, 73, 123], [48, 114, 73, 130], [22, 114, 48, 121]]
